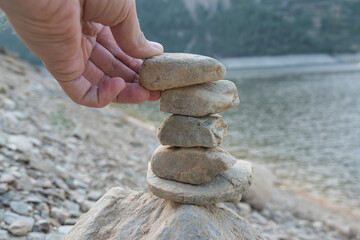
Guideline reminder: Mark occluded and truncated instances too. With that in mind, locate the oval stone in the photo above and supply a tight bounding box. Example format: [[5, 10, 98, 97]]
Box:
[[160, 80, 240, 117], [139, 53, 226, 90], [151, 145, 236, 185], [158, 114, 227, 147]]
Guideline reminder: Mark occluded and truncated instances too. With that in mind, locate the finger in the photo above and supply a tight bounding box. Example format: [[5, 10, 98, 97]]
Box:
[[82, 21, 104, 38], [96, 27, 142, 73], [90, 42, 138, 82], [82, 0, 163, 59], [148, 90, 162, 102], [58, 76, 126, 108], [114, 82, 150, 104]]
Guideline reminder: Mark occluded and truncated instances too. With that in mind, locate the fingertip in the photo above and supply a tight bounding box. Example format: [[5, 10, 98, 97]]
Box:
[[112, 77, 127, 92], [98, 77, 126, 107], [149, 41, 164, 55], [121, 40, 164, 59], [148, 90, 162, 102], [131, 59, 143, 74], [115, 82, 150, 104]]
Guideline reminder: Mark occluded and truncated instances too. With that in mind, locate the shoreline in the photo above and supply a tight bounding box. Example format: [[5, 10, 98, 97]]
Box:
[[220, 53, 360, 70], [278, 182, 360, 221]]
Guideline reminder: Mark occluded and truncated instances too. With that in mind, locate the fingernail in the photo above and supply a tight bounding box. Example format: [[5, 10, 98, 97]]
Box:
[[150, 41, 164, 52]]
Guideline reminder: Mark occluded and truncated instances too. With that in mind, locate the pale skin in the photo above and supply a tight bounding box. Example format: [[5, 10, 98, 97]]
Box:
[[0, 0, 164, 107]]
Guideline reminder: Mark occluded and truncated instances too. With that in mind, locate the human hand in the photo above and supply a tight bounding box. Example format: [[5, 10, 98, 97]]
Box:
[[0, 0, 163, 107]]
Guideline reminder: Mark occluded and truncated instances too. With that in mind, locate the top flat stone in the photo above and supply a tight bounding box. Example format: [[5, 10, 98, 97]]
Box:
[[139, 53, 226, 90]]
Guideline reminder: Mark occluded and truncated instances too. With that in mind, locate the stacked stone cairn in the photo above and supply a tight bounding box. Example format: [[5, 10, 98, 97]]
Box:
[[140, 53, 253, 205], [65, 53, 262, 240]]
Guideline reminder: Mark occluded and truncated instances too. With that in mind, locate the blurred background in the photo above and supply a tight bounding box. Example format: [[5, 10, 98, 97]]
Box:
[[1, 0, 359, 220]]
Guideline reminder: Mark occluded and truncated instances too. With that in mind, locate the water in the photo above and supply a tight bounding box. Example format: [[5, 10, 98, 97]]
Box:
[[119, 64, 360, 215]]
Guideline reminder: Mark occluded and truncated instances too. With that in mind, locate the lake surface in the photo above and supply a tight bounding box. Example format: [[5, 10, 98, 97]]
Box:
[[119, 64, 360, 215]]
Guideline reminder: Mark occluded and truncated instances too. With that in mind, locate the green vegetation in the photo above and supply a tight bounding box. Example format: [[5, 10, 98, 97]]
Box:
[[50, 105, 74, 132], [1, 0, 360, 64]]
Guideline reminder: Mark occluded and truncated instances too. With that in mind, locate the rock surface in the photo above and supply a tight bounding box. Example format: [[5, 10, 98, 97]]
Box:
[[147, 160, 252, 205], [242, 163, 275, 211], [65, 187, 263, 240], [160, 80, 240, 117], [151, 145, 236, 185], [158, 114, 227, 147], [9, 201, 29, 216], [139, 53, 226, 90]]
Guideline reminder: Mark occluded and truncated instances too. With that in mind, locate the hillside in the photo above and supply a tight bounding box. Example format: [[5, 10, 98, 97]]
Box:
[[137, 0, 360, 57], [1, 0, 360, 64]]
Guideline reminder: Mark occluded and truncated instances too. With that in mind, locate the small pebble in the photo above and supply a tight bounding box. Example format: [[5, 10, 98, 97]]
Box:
[[10, 202, 30, 216], [35, 179, 52, 188], [237, 202, 252, 214], [50, 207, 69, 224], [45, 232, 65, 240], [58, 225, 73, 234], [87, 191, 103, 201], [72, 179, 88, 189], [64, 218, 78, 225], [0, 183, 8, 194], [8, 219, 32, 236], [0, 174, 15, 183], [27, 232, 46, 240], [0, 230, 9, 240], [36, 219, 51, 233]]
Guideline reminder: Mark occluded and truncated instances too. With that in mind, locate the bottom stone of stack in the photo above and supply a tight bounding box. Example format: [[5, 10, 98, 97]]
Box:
[[147, 160, 252, 205], [64, 187, 264, 240]]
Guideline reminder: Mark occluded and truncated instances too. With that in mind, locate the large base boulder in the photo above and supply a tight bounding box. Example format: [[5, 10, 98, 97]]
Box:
[[65, 187, 263, 240]]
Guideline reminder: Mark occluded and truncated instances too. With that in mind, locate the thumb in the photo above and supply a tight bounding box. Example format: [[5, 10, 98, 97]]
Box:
[[82, 0, 163, 59]]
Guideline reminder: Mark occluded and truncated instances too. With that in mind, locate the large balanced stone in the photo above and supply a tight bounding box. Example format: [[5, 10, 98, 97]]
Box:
[[151, 145, 236, 185], [160, 80, 240, 117], [158, 114, 227, 147], [64, 188, 263, 240], [147, 160, 252, 205], [139, 53, 226, 90]]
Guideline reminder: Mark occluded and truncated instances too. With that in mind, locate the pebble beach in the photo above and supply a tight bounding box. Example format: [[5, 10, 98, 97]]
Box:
[[0, 50, 359, 239]]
